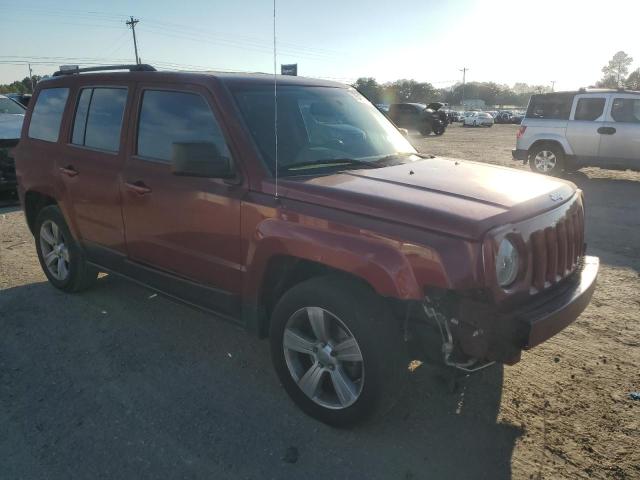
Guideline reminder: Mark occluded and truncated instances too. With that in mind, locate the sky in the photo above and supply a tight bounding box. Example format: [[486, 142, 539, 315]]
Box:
[[2, 0, 640, 91]]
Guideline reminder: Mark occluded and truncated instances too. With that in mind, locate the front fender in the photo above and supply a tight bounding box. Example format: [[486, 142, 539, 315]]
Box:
[[243, 218, 426, 303]]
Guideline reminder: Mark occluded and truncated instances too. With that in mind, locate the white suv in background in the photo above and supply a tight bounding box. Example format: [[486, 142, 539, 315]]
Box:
[[513, 89, 640, 175]]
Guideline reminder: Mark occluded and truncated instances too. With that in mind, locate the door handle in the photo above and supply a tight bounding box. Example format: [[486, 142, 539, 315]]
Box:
[[597, 127, 616, 135], [59, 165, 79, 177], [125, 181, 152, 195]]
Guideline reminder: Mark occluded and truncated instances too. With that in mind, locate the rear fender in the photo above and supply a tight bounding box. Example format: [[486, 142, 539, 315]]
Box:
[[526, 135, 573, 156]]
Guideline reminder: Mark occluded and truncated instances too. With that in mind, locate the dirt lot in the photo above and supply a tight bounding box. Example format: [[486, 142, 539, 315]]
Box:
[[1, 123, 638, 479]]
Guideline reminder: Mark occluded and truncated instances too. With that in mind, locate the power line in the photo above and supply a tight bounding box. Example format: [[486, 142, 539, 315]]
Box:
[[126, 16, 141, 65]]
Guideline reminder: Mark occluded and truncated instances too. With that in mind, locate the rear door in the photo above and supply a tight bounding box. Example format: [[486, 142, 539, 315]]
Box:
[[60, 85, 130, 253], [565, 94, 608, 166], [597, 94, 640, 170], [120, 83, 245, 312]]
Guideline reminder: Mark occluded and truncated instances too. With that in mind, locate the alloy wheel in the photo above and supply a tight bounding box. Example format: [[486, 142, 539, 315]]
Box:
[[39, 220, 70, 281], [282, 306, 364, 409], [534, 150, 557, 173]]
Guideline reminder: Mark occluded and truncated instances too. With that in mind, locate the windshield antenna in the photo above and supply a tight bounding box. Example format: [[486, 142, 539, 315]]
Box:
[[273, 0, 279, 198]]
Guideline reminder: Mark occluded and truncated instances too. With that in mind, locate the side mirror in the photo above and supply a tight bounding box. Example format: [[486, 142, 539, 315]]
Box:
[[171, 142, 234, 178]]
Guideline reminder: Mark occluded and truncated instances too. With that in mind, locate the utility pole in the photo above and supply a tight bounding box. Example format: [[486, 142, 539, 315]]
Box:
[[459, 67, 468, 108], [27, 63, 35, 93], [126, 16, 141, 65], [550, 80, 556, 92]]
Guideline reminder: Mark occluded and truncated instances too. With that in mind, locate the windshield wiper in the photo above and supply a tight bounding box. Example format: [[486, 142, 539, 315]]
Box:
[[278, 158, 378, 173], [374, 152, 435, 163]]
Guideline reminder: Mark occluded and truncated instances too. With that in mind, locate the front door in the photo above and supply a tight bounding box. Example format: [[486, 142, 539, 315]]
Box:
[[120, 85, 245, 313], [597, 94, 640, 170], [565, 94, 608, 166]]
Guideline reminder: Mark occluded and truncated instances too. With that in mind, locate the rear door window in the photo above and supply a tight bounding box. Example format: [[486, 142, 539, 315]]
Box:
[[136, 90, 232, 163], [71, 87, 128, 152], [28, 88, 69, 142], [610, 98, 640, 123], [526, 93, 574, 120], [574, 98, 606, 121]]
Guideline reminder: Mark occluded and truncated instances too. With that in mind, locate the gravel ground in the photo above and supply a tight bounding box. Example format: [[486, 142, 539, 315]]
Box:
[[1, 123, 639, 479]]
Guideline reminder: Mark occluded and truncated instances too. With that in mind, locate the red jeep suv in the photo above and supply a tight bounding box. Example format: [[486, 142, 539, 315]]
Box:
[[15, 65, 599, 426]]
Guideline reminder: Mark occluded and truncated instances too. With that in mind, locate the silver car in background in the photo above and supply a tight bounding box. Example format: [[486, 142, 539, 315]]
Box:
[[463, 111, 494, 127], [513, 89, 640, 175]]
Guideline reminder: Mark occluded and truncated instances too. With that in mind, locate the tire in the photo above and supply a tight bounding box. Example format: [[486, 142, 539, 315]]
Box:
[[269, 275, 407, 427], [529, 143, 565, 176], [34, 205, 98, 292], [419, 123, 432, 136], [473, 120, 477, 127]]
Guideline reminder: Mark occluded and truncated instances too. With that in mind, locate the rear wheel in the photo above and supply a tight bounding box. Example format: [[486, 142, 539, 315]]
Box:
[[35, 205, 98, 292], [529, 144, 564, 175], [419, 123, 432, 136], [270, 276, 406, 426]]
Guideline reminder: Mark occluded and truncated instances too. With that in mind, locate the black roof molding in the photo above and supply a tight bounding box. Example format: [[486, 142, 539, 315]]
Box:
[[52, 64, 156, 77]]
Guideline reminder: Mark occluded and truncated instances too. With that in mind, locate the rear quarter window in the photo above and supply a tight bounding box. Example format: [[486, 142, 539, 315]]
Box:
[[526, 93, 574, 120], [28, 88, 70, 142], [611, 98, 640, 123]]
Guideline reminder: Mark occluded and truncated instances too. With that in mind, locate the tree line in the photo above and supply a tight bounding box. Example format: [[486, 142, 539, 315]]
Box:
[[1, 51, 637, 102], [594, 51, 639, 90], [0, 76, 43, 94], [352, 78, 551, 107], [354, 51, 640, 108]]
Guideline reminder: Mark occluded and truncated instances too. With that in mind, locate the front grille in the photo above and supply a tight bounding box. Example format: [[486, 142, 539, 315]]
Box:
[[530, 201, 584, 293]]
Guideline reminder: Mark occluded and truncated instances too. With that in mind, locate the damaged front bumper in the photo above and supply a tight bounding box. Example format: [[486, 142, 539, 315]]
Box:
[[423, 256, 599, 367]]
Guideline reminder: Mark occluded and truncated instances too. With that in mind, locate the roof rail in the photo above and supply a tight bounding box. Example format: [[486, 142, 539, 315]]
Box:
[[52, 64, 156, 77]]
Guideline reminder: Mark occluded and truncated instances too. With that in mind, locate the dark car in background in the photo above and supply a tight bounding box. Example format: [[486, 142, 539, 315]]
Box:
[[495, 110, 513, 124], [0, 95, 25, 194], [510, 111, 525, 124], [388, 102, 446, 135], [5, 93, 32, 108]]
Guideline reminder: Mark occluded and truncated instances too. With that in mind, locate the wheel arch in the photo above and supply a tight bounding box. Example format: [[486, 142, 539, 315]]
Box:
[[24, 190, 58, 234], [242, 219, 430, 337], [527, 137, 572, 158], [253, 255, 381, 337]]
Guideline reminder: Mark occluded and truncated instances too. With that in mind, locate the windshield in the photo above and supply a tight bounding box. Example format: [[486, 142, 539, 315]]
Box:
[[232, 85, 416, 175], [0, 97, 26, 115]]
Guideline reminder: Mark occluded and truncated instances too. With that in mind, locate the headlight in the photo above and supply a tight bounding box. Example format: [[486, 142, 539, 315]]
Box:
[[495, 238, 519, 287]]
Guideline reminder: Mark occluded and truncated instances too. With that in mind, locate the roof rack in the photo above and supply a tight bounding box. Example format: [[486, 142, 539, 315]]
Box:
[[52, 64, 156, 77]]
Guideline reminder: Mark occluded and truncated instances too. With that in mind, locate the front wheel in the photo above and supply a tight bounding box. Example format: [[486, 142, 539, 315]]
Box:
[[433, 124, 445, 135], [529, 144, 564, 175], [270, 276, 406, 426]]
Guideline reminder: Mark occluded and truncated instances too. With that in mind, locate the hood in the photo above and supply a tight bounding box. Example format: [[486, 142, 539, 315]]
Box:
[[0, 114, 24, 140], [278, 157, 577, 239]]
